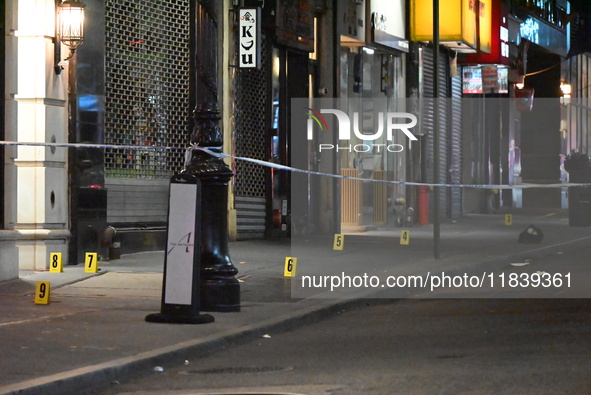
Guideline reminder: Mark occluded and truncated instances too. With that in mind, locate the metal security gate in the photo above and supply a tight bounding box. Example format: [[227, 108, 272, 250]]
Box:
[[104, 0, 191, 222], [422, 46, 449, 216], [449, 75, 463, 218], [232, 36, 269, 239]]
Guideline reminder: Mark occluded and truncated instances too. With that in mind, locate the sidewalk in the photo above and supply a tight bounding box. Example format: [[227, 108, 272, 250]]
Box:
[[1, 210, 591, 395]]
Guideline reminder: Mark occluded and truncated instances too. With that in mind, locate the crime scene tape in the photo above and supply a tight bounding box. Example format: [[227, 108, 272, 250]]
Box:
[[1, 140, 587, 190]]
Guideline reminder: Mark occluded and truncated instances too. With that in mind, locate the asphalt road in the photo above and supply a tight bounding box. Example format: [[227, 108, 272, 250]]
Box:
[[90, 249, 591, 395], [90, 300, 591, 395]]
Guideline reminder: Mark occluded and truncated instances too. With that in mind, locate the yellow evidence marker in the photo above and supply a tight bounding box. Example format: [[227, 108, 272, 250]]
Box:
[[49, 253, 63, 273], [505, 214, 513, 226], [400, 230, 410, 245], [333, 234, 344, 250], [84, 252, 99, 273], [284, 257, 298, 277], [35, 281, 50, 305]]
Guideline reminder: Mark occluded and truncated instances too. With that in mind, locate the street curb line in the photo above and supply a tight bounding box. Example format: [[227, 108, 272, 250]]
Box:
[[21, 270, 108, 297], [0, 297, 371, 395], [2, 235, 589, 395]]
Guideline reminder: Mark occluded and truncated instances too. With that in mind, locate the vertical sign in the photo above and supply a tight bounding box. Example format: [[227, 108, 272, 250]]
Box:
[[505, 214, 513, 226], [478, 0, 492, 54], [239, 8, 261, 69], [164, 183, 199, 305], [145, 177, 213, 324]]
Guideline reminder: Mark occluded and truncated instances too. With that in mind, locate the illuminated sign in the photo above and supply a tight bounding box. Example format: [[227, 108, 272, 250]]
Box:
[[369, 0, 408, 52], [410, 0, 478, 52], [500, 25, 509, 58], [372, 12, 388, 33], [479, 0, 492, 53], [369, 0, 405, 38], [520, 18, 540, 44], [463, 0, 509, 65], [462, 64, 508, 94], [462, 65, 482, 94], [519, 16, 567, 57]]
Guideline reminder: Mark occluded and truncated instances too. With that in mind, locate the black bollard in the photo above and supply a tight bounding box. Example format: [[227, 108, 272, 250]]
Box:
[[188, 103, 240, 312]]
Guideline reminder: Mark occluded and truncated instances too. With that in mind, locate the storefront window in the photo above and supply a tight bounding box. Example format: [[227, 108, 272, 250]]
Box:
[[339, 46, 406, 227]]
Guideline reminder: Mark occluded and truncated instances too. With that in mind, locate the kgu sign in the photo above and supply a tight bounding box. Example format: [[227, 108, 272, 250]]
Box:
[[239, 8, 261, 69]]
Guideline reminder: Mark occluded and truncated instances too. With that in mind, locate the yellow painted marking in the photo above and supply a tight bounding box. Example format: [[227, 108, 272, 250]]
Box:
[[505, 214, 513, 226]]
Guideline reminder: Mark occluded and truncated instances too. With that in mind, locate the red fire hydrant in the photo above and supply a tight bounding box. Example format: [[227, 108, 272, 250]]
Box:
[[418, 186, 429, 225]]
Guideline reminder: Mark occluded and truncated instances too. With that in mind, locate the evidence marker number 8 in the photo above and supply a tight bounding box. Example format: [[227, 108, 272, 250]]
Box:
[[49, 252, 63, 273]]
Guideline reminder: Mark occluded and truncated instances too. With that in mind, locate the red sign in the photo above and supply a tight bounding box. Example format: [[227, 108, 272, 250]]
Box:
[[463, 0, 509, 65]]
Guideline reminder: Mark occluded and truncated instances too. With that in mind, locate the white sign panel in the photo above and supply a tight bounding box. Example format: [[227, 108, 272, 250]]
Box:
[[370, 0, 405, 39], [239, 8, 259, 68], [164, 183, 198, 305]]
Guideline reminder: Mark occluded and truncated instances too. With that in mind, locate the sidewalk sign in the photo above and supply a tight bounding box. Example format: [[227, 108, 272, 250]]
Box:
[[146, 177, 214, 324]]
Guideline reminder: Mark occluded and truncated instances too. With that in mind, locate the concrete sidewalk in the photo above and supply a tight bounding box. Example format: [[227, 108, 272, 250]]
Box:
[[1, 210, 591, 395]]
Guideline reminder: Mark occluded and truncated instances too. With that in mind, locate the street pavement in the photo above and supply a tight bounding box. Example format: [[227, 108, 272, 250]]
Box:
[[91, 296, 591, 394], [1, 209, 591, 394]]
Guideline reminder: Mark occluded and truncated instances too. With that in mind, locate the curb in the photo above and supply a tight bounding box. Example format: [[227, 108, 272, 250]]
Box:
[[1, 236, 589, 395], [0, 297, 371, 395]]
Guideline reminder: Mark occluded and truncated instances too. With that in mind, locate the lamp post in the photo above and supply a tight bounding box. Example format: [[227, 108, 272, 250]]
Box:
[[145, 1, 239, 322], [187, 103, 240, 312], [183, 1, 241, 312]]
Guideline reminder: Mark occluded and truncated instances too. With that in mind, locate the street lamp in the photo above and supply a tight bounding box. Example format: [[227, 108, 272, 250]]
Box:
[[560, 82, 572, 105], [54, 0, 86, 74]]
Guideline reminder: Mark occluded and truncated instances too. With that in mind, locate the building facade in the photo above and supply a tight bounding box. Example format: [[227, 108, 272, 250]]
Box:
[[3, 0, 591, 283], [2, 0, 70, 280]]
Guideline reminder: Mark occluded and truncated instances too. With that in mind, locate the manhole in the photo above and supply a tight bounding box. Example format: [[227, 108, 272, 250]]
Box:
[[182, 366, 293, 375]]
